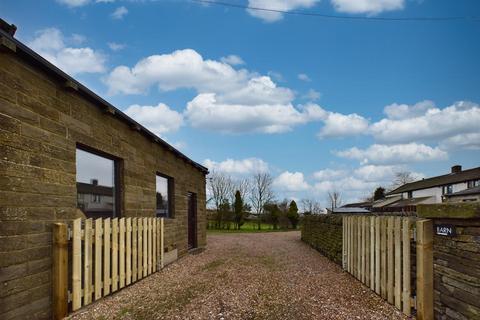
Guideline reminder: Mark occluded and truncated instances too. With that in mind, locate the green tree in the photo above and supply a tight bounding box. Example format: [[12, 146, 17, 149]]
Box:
[[264, 202, 280, 230], [233, 190, 245, 230], [219, 199, 232, 229], [373, 187, 386, 201], [287, 200, 300, 229]]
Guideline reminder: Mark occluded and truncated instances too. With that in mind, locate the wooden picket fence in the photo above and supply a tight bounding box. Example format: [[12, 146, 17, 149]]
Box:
[[53, 217, 165, 319], [342, 216, 433, 320]]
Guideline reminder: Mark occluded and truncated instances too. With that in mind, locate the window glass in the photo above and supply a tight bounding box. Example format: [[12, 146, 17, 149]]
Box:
[[443, 185, 453, 195], [156, 175, 172, 218], [468, 180, 480, 188], [76, 148, 116, 218]]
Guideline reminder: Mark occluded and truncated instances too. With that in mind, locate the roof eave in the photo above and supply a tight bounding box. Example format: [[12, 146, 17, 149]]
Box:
[[0, 28, 209, 175]]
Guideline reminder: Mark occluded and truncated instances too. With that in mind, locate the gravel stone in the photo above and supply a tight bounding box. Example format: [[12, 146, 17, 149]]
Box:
[[69, 231, 408, 320]]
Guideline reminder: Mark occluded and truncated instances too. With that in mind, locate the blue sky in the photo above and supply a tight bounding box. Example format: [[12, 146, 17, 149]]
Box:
[[3, 0, 480, 205]]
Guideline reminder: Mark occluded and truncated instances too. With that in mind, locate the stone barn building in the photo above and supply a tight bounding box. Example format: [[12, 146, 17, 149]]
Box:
[[0, 20, 208, 319]]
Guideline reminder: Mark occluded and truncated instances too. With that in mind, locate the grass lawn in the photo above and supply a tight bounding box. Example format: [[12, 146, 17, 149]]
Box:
[[207, 221, 298, 233]]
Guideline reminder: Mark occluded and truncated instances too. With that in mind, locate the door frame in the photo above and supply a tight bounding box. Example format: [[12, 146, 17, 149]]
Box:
[[187, 192, 197, 249]]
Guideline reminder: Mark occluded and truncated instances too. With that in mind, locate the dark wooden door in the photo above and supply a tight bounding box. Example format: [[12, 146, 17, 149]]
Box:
[[187, 192, 197, 249]]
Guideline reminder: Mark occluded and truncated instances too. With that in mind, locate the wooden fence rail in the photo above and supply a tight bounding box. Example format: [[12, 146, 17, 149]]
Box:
[[53, 217, 165, 319], [342, 216, 433, 319]]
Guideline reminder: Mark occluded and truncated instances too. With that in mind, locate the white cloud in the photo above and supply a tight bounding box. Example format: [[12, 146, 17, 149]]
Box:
[[247, 0, 320, 22], [336, 143, 448, 165], [106, 49, 332, 134], [331, 0, 404, 14], [303, 89, 321, 101], [313, 176, 378, 195], [318, 112, 369, 138], [28, 28, 106, 75], [267, 71, 285, 83], [439, 133, 480, 151], [353, 164, 398, 182], [217, 76, 294, 106], [108, 42, 126, 51], [313, 168, 347, 180], [371, 101, 480, 146], [203, 158, 269, 175], [111, 6, 128, 19], [105, 49, 250, 95], [56, 0, 90, 7], [185, 94, 325, 134], [71, 34, 86, 45], [383, 100, 435, 120], [171, 140, 187, 150], [298, 73, 311, 82], [124, 103, 183, 136], [311, 163, 426, 203], [220, 55, 245, 66], [312, 165, 392, 198], [274, 171, 310, 191]]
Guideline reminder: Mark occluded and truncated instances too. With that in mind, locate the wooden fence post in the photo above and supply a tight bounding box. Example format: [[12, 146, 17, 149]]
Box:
[[161, 218, 164, 269], [416, 219, 434, 320], [53, 223, 68, 320]]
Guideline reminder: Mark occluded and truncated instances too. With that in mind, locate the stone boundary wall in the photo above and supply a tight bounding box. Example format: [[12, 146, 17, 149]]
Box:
[[301, 215, 343, 265], [418, 203, 480, 320]]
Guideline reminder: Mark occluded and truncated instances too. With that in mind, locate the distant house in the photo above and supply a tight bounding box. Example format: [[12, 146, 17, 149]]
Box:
[[386, 165, 480, 203], [444, 186, 480, 203], [341, 165, 480, 212]]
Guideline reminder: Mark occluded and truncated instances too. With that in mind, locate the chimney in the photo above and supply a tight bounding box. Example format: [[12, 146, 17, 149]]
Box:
[[451, 165, 462, 174]]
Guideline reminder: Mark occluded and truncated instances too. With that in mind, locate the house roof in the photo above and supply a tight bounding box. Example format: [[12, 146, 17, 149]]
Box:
[[0, 20, 209, 174], [77, 182, 114, 196], [342, 201, 372, 208], [386, 196, 434, 207], [446, 186, 480, 197], [328, 207, 371, 214], [372, 196, 402, 208], [387, 166, 480, 195]]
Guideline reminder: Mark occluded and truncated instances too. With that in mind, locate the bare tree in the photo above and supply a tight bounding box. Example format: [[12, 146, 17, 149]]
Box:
[[391, 171, 416, 189], [327, 190, 342, 212], [250, 173, 274, 230], [231, 177, 251, 205], [207, 171, 234, 228], [300, 198, 322, 215]]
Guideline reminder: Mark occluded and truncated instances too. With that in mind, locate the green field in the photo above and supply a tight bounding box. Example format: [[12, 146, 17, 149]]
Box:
[[207, 221, 297, 233]]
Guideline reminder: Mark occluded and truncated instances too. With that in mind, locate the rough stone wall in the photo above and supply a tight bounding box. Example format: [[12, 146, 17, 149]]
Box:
[[301, 215, 343, 265], [0, 50, 207, 319], [432, 218, 480, 320]]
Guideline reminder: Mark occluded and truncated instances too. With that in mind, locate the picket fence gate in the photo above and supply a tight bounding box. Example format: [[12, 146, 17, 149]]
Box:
[[53, 217, 165, 319], [342, 215, 433, 320]]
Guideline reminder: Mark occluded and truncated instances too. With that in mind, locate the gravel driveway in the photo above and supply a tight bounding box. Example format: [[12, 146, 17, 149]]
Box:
[[69, 231, 406, 320]]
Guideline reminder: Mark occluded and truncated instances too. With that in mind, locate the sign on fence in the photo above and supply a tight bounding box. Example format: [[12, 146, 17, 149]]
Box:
[[53, 217, 165, 319], [435, 224, 456, 237]]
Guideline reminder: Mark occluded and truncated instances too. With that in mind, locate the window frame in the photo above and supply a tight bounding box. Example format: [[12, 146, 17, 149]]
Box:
[[76, 143, 122, 218], [155, 172, 175, 219], [442, 184, 453, 195], [468, 180, 480, 188]]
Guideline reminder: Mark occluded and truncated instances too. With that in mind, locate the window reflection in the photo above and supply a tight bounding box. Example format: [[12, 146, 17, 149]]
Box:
[[76, 148, 116, 219], [156, 175, 171, 218]]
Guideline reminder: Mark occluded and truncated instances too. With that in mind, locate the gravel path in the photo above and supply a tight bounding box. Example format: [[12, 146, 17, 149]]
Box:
[[69, 231, 406, 320]]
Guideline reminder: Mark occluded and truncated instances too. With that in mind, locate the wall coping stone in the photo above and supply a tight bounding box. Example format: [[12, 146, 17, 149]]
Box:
[[417, 203, 480, 219]]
